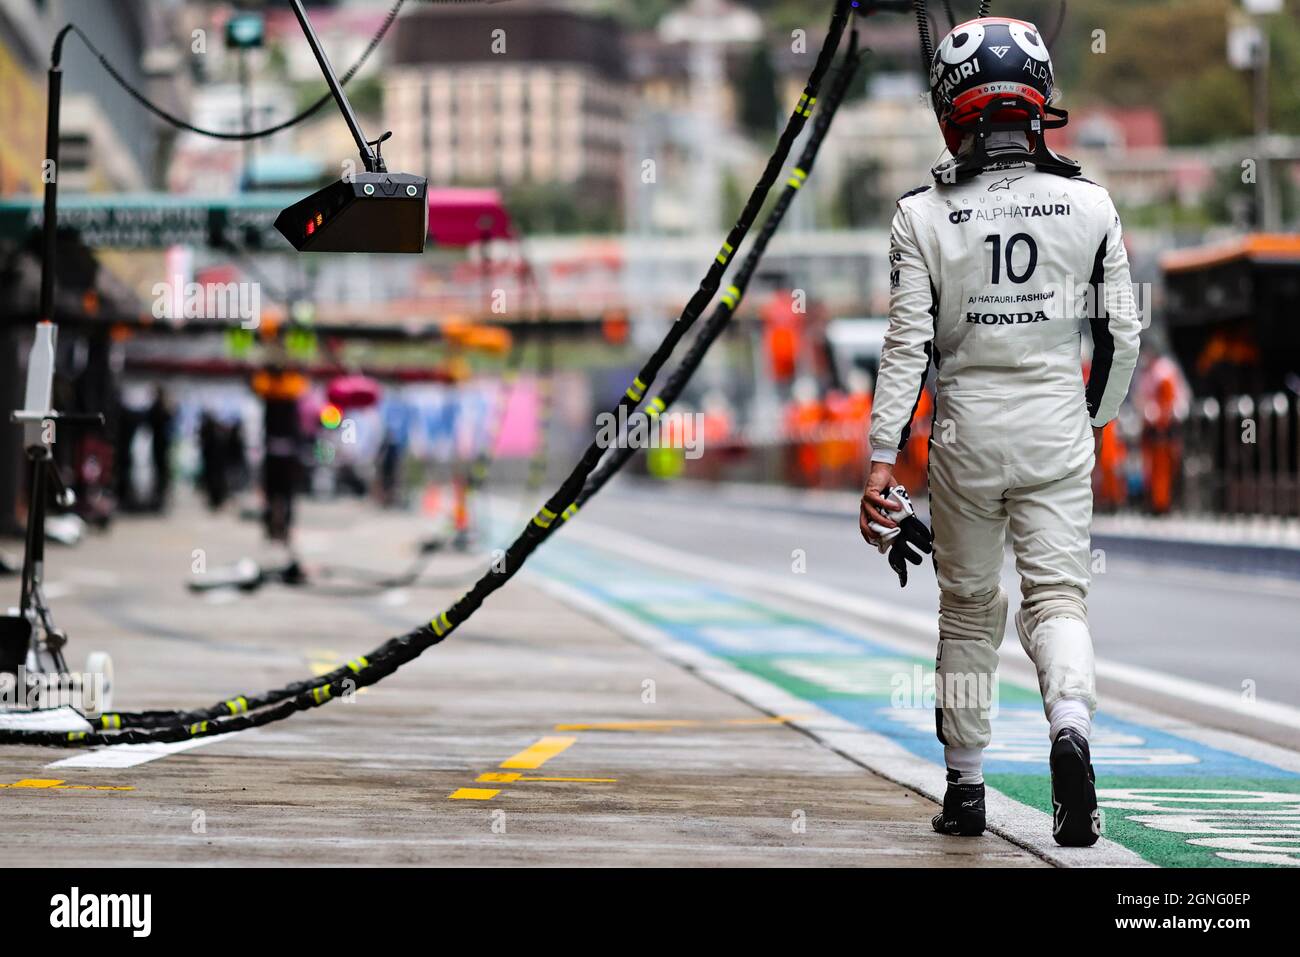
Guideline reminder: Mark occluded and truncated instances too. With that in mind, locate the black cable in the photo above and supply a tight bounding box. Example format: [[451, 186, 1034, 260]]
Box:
[[62, 0, 406, 142], [0, 0, 857, 748], [913, 1, 934, 65], [197, 33, 866, 607], [941, 1, 956, 29], [422, 0, 849, 651], [978, 1, 991, 17]]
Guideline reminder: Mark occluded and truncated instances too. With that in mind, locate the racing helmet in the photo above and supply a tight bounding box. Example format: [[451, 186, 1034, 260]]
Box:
[[928, 17, 1055, 155]]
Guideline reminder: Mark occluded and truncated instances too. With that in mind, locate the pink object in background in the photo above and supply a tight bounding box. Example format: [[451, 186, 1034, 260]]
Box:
[[492, 379, 540, 458], [426, 189, 515, 247], [327, 375, 383, 410]]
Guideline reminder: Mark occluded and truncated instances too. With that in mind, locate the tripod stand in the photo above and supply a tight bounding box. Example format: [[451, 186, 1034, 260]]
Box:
[[1, 322, 109, 707]]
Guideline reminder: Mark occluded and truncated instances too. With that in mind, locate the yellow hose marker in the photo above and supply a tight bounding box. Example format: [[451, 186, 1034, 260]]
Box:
[[432, 611, 452, 636], [189, 722, 208, 736], [796, 94, 817, 117], [624, 377, 647, 402], [646, 397, 666, 418], [499, 735, 577, 770], [225, 696, 249, 715], [715, 241, 734, 265], [561, 503, 579, 522], [100, 714, 121, 730], [311, 685, 332, 704], [346, 657, 369, 673], [720, 284, 741, 309], [67, 732, 86, 742], [787, 167, 808, 190], [532, 505, 558, 529]]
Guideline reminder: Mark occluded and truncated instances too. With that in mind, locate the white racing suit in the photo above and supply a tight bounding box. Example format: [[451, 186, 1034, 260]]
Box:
[[869, 164, 1142, 751]]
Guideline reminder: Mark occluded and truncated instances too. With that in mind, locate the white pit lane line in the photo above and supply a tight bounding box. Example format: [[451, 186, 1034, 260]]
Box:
[[45, 734, 243, 770]]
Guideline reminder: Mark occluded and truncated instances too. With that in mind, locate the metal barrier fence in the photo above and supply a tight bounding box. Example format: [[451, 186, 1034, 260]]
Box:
[[1184, 391, 1300, 517]]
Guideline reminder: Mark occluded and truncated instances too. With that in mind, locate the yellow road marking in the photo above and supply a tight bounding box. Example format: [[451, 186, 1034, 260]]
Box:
[[476, 772, 616, 784], [0, 778, 133, 792], [556, 720, 695, 732], [499, 736, 576, 770], [448, 735, 613, 801], [554, 716, 807, 732], [449, 787, 500, 800]]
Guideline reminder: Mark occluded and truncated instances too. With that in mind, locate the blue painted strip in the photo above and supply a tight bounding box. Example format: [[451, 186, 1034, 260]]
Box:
[[534, 539, 1298, 783]]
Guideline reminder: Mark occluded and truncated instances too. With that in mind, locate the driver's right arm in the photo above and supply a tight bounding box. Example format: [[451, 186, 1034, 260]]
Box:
[[863, 201, 934, 535]]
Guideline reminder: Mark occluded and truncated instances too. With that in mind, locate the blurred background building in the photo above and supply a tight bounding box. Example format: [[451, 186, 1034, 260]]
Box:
[[385, 1, 628, 227]]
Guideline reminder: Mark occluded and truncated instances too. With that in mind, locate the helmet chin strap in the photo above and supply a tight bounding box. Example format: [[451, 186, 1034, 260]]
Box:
[[932, 96, 1081, 183]]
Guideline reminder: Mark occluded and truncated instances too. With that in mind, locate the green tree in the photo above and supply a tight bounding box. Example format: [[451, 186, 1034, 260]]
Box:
[[834, 157, 886, 228], [1071, 0, 1300, 144], [739, 44, 780, 138]]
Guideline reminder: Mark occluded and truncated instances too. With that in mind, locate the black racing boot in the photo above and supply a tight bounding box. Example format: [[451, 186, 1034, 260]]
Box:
[[1050, 728, 1100, 847], [931, 770, 986, 837]]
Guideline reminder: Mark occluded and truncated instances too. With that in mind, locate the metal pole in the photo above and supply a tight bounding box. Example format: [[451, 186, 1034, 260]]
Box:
[[288, 0, 381, 172], [421, 77, 432, 179], [1254, 21, 1276, 232], [19, 449, 45, 618], [39, 30, 71, 324], [22, 31, 71, 611], [239, 46, 254, 182]]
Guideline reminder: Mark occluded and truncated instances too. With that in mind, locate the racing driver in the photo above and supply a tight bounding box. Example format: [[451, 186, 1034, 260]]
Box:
[[859, 15, 1143, 847]]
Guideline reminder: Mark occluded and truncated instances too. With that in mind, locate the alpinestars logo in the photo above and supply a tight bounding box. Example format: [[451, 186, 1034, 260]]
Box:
[[989, 45, 1011, 58], [988, 176, 1023, 192]]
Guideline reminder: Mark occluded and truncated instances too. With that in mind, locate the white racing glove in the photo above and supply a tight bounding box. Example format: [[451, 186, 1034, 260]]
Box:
[[868, 485, 933, 587]]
